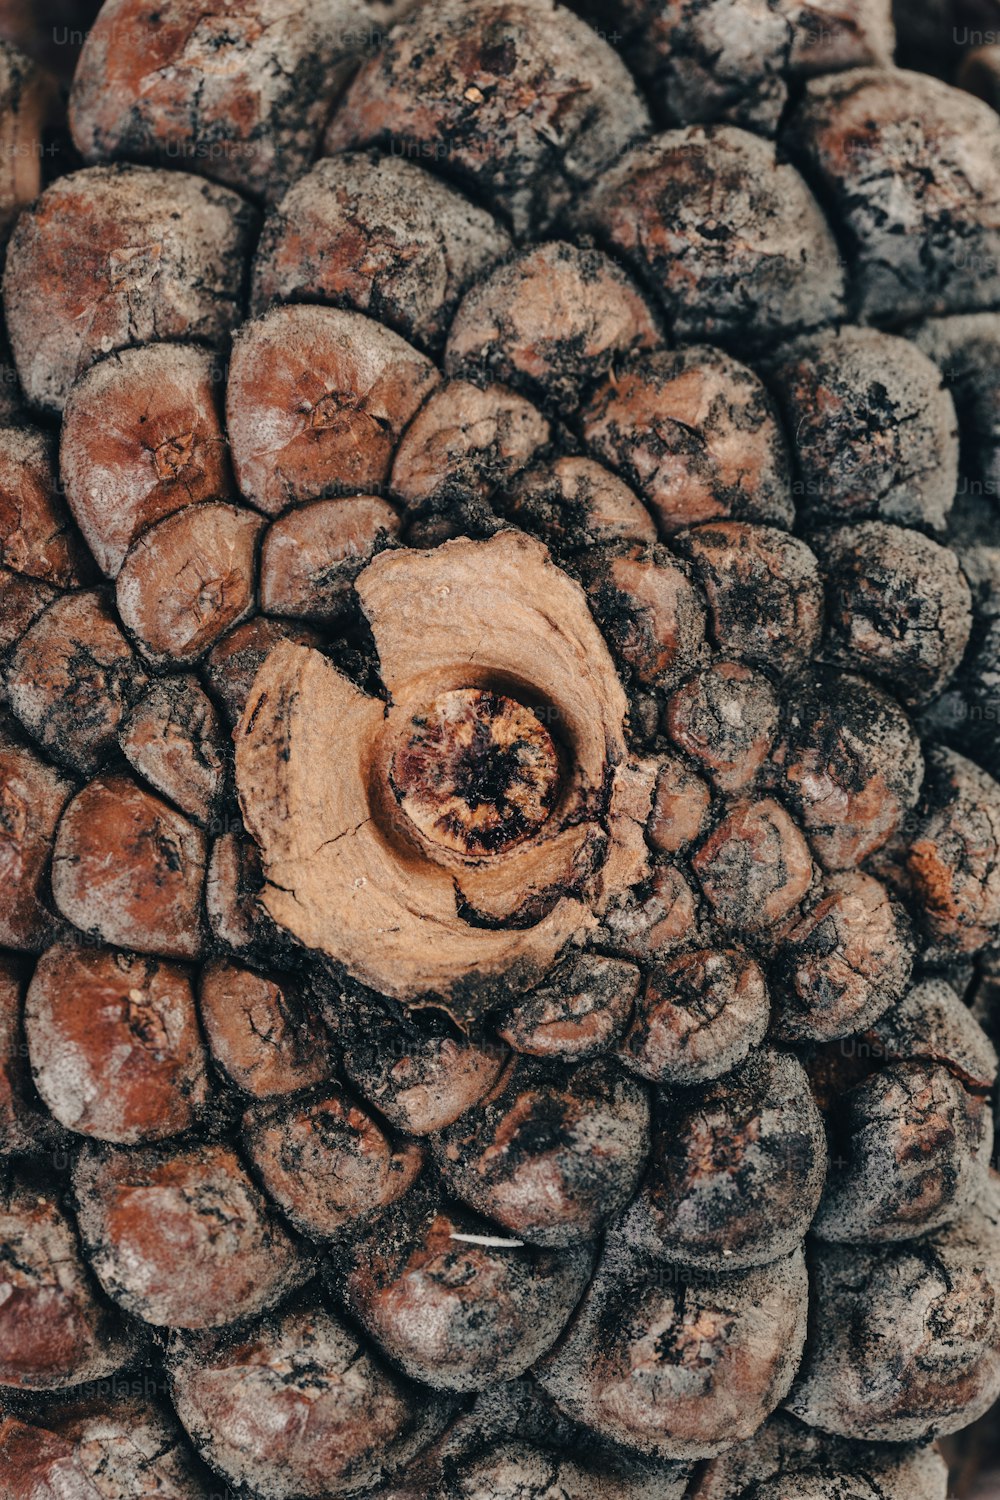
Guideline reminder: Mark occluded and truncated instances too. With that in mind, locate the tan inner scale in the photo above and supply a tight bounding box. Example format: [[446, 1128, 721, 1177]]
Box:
[[389, 688, 563, 857]]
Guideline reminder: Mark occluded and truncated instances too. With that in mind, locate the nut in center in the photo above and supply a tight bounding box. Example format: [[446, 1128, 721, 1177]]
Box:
[[390, 688, 562, 856]]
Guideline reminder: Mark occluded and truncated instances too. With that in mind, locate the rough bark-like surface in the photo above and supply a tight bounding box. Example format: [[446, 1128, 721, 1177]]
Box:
[[620, 1048, 826, 1270], [903, 747, 1000, 955], [228, 304, 439, 514], [51, 773, 207, 960], [168, 1301, 453, 1498], [691, 797, 815, 934], [0, 423, 93, 587], [433, 1058, 650, 1247], [787, 1180, 1000, 1441], [245, 1086, 424, 1239], [253, 153, 512, 354], [0, 1179, 137, 1390], [260, 494, 401, 626], [25, 942, 209, 1144], [582, 347, 793, 534], [788, 68, 1000, 322], [0, 1398, 211, 1499], [445, 241, 659, 411], [775, 672, 924, 871], [913, 311, 1000, 501], [579, 127, 845, 345], [337, 1188, 593, 1390], [813, 522, 972, 706], [501, 457, 658, 553], [0, 722, 74, 953], [342, 1025, 507, 1135], [69, 0, 371, 202], [677, 522, 824, 677], [119, 674, 226, 826], [764, 326, 959, 530], [73, 1140, 310, 1329], [572, 0, 894, 133], [115, 501, 264, 666], [771, 872, 914, 1043], [620, 948, 769, 1084], [579, 542, 707, 689], [7, 589, 149, 774], [666, 661, 779, 793], [60, 343, 234, 578], [198, 959, 332, 1099], [3, 165, 257, 413], [203, 615, 323, 727], [324, 0, 651, 237], [499, 952, 639, 1060], [538, 1242, 809, 1460]]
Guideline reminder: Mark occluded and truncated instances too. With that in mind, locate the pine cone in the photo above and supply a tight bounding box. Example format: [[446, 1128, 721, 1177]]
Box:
[[1, 2, 1000, 1497]]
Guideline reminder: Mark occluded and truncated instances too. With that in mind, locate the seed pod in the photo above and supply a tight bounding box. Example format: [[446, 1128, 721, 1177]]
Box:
[[499, 952, 639, 1061], [500, 456, 658, 554], [227, 304, 439, 515], [775, 672, 924, 871], [342, 1026, 507, 1136], [7, 589, 149, 774], [665, 661, 780, 794], [787, 1180, 1000, 1441], [813, 523, 972, 706], [340, 1189, 593, 1391], [74, 1140, 310, 1329], [692, 798, 814, 934], [3, 165, 257, 413], [168, 1301, 453, 1497], [537, 1242, 809, 1460], [433, 1058, 650, 1248], [51, 773, 207, 960], [620, 1049, 826, 1270], [580, 543, 707, 689], [198, 960, 332, 1100], [620, 948, 770, 1085], [0, 724, 74, 952], [0, 1398, 210, 1499], [0, 954, 54, 1154], [677, 521, 824, 677], [325, 0, 650, 237], [0, 423, 92, 586], [390, 379, 550, 523], [445, 241, 658, 411], [260, 495, 401, 626], [581, 347, 793, 535], [120, 675, 226, 827], [115, 501, 264, 667], [815, 1058, 992, 1244], [575, 0, 893, 133], [601, 863, 699, 961], [580, 128, 845, 344], [69, 0, 370, 202], [252, 152, 512, 354], [245, 1087, 424, 1240], [0, 567, 57, 658], [0, 1178, 137, 1390], [771, 872, 913, 1043], [693, 1410, 949, 1500], [25, 942, 209, 1144], [60, 343, 233, 578], [203, 615, 323, 726], [788, 69, 1000, 321], [646, 754, 712, 854], [904, 748, 1000, 956], [764, 326, 959, 531]]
